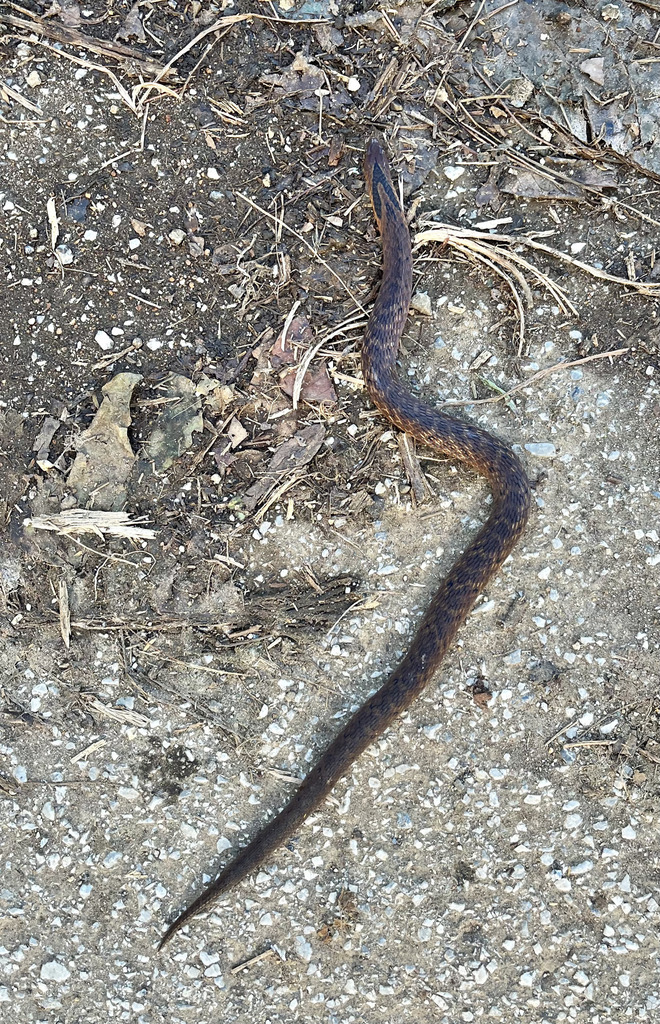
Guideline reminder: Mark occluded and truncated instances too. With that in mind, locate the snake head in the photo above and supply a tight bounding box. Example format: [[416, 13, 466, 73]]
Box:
[[364, 139, 400, 232]]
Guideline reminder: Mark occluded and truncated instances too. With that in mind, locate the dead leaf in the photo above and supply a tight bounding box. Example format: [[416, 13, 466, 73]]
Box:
[[115, 2, 146, 42], [328, 133, 345, 166], [226, 417, 248, 449], [469, 683, 493, 710], [33, 415, 62, 471], [195, 376, 235, 417], [270, 316, 313, 368], [242, 424, 325, 511], [280, 364, 337, 406], [502, 168, 584, 200], [45, 0, 82, 27], [144, 374, 203, 471], [67, 372, 142, 507]]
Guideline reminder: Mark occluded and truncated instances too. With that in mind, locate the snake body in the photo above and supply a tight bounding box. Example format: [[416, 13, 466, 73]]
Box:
[[157, 140, 531, 949]]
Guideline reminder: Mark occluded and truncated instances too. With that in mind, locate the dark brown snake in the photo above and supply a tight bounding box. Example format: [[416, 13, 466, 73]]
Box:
[[157, 140, 531, 949]]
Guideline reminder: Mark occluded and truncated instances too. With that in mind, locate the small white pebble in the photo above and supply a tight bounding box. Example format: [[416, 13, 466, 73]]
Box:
[[294, 936, 313, 962], [570, 860, 593, 876], [410, 291, 432, 316], [41, 961, 70, 982], [525, 442, 556, 457], [95, 330, 113, 351]]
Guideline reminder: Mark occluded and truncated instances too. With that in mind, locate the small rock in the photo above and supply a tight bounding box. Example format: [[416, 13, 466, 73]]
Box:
[[41, 961, 70, 982], [524, 442, 556, 458], [55, 244, 74, 265], [601, 3, 621, 20], [410, 291, 432, 316], [294, 935, 313, 962]]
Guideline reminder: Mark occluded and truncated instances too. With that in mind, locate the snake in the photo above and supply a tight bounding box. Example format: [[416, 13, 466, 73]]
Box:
[[157, 139, 531, 949]]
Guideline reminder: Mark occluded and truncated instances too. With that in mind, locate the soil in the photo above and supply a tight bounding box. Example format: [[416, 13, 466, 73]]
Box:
[[1, 2, 660, 1023]]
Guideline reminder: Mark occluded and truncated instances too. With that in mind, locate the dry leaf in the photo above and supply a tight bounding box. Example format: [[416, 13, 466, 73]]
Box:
[[115, 2, 146, 42], [280, 364, 337, 406], [67, 372, 142, 507]]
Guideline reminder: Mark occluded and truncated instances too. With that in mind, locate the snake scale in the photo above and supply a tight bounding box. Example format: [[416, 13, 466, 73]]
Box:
[[157, 139, 531, 949]]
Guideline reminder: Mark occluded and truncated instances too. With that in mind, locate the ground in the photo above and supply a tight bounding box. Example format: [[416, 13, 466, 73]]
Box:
[[1, 1, 660, 1023]]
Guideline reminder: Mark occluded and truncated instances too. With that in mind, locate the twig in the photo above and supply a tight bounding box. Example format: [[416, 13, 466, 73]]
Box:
[[416, 223, 660, 297], [231, 948, 278, 974], [0, 79, 43, 115], [563, 739, 615, 749], [441, 348, 630, 408]]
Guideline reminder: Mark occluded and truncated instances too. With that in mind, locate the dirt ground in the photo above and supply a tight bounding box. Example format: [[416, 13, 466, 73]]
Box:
[[1, 1, 660, 1022]]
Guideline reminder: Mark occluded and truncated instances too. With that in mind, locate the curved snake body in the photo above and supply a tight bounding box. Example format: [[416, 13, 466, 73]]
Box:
[[157, 140, 531, 949]]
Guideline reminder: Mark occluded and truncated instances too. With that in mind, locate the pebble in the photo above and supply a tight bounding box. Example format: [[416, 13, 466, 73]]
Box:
[[570, 860, 593, 875], [94, 330, 113, 350], [55, 244, 74, 265], [524, 442, 556, 457], [294, 936, 313, 961], [443, 165, 465, 181], [410, 291, 432, 315], [41, 961, 70, 982]]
